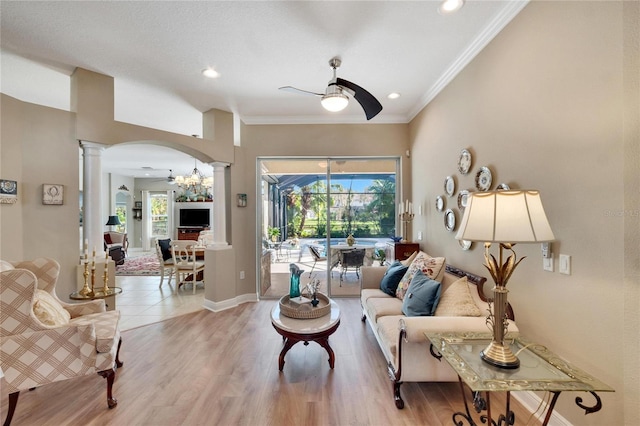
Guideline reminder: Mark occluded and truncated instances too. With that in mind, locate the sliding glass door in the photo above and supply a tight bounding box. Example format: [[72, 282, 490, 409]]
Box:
[[258, 157, 399, 299]]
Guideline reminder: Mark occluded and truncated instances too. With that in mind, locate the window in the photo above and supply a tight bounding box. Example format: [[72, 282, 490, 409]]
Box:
[[150, 192, 168, 237]]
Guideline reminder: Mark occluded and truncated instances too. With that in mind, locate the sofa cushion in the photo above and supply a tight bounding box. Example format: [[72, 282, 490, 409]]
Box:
[[361, 288, 392, 305], [158, 238, 172, 261], [435, 276, 483, 317], [380, 261, 408, 296], [33, 289, 71, 326], [401, 270, 442, 316], [396, 251, 446, 300], [366, 297, 404, 321]]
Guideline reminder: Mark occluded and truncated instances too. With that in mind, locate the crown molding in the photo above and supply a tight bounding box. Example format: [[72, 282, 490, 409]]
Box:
[[408, 0, 530, 121], [241, 113, 409, 126]]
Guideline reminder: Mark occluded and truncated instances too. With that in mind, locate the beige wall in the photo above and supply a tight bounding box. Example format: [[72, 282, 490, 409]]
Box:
[[231, 123, 410, 296], [409, 1, 638, 424], [1, 94, 80, 295], [2, 1, 637, 421]]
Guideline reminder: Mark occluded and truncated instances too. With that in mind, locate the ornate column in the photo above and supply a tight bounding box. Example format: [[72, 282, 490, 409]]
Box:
[[81, 141, 106, 255], [211, 162, 229, 247]]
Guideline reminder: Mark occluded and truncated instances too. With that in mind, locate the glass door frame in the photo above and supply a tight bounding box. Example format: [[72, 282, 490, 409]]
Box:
[[256, 156, 402, 299]]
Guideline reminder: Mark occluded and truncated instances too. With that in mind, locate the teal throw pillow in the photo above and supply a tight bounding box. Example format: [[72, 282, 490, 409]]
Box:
[[401, 270, 442, 316], [380, 260, 408, 296]]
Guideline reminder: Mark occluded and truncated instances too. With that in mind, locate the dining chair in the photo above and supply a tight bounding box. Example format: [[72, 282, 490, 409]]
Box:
[[155, 238, 174, 289], [171, 240, 205, 294]]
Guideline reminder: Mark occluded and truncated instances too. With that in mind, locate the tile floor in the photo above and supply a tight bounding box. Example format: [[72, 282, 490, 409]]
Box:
[[115, 274, 205, 331]]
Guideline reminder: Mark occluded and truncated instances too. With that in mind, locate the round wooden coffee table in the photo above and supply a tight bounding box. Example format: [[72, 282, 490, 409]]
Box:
[[270, 299, 341, 371]]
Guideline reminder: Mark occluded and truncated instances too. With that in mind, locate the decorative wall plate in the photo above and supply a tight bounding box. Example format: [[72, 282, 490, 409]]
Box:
[[0, 180, 17, 194], [497, 183, 511, 191], [457, 149, 472, 175], [435, 195, 445, 212], [459, 239, 472, 250], [457, 190, 470, 211], [444, 176, 456, 197], [475, 166, 493, 191], [444, 209, 456, 232]]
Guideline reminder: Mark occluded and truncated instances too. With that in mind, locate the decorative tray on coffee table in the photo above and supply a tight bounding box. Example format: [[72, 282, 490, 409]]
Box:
[[279, 293, 331, 319]]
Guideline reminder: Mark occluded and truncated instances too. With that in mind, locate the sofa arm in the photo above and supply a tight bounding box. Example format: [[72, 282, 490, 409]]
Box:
[[361, 266, 387, 289]]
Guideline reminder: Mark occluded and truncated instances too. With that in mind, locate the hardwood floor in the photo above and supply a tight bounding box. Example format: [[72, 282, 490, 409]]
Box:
[[1, 299, 541, 425]]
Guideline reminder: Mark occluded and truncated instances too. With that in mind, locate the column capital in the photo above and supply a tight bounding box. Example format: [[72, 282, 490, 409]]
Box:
[[79, 140, 109, 151], [210, 162, 230, 169]]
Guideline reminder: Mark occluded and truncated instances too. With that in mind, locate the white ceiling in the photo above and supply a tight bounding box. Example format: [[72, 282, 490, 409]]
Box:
[[0, 0, 527, 178]]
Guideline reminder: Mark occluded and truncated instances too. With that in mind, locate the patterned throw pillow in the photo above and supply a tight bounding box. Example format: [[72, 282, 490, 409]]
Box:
[[395, 251, 446, 300], [434, 276, 483, 317], [33, 289, 71, 326]]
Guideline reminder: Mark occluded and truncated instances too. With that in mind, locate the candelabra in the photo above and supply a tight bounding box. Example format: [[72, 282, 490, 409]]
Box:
[[399, 211, 415, 243], [102, 253, 111, 294], [79, 259, 93, 297]]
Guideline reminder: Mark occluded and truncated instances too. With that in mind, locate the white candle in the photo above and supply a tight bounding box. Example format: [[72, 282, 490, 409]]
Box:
[[398, 202, 403, 214], [405, 199, 409, 214], [409, 202, 413, 215]]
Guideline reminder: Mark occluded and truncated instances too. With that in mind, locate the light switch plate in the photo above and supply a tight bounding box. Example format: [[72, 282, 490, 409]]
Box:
[[543, 257, 554, 272], [417, 231, 423, 241], [559, 254, 571, 275]]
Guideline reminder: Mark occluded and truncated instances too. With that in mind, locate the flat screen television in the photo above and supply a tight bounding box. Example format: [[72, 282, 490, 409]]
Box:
[[179, 208, 210, 227]]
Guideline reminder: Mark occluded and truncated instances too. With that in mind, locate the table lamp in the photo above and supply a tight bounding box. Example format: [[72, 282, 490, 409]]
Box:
[[105, 215, 121, 231], [455, 190, 554, 368]]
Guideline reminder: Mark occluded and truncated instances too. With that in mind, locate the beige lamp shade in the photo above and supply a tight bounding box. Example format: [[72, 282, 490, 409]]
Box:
[[455, 190, 555, 243]]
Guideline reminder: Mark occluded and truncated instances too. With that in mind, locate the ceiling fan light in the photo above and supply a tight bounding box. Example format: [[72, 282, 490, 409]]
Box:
[[321, 93, 349, 112]]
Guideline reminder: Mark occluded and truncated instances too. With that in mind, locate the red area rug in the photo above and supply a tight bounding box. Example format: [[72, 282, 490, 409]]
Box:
[[115, 254, 161, 276]]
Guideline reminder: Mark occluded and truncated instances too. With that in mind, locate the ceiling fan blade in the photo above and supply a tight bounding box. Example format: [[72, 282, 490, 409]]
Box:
[[335, 78, 383, 120], [279, 86, 323, 97]]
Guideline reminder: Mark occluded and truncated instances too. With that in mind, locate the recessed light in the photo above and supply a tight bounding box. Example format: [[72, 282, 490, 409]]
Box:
[[387, 92, 401, 99], [438, 0, 464, 14], [202, 68, 220, 78]]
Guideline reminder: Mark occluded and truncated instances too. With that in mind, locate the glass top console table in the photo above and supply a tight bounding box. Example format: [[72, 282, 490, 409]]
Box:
[[426, 332, 614, 426]]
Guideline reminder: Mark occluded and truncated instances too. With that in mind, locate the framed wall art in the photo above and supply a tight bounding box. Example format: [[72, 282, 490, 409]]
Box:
[[237, 193, 247, 207], [43, 184, 64, 205], [0, 179, 18, 204]]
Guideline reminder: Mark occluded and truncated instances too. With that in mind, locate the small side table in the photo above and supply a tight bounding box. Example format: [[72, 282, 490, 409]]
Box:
[[70, 287, 123, 311], [426, 332, 614, 426]]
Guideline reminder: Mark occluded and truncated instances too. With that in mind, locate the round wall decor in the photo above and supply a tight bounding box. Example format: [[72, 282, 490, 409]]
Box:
[[457, 149, 472, 175]]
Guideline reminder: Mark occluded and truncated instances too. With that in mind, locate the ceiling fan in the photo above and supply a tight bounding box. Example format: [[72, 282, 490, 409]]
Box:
[[279, 58, 383, 120], [151, 169, 176, 184]]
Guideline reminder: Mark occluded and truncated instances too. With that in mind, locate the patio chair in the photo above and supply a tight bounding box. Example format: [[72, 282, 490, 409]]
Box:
[[308, 245, 326, 277], [339, 248, 366, 285]]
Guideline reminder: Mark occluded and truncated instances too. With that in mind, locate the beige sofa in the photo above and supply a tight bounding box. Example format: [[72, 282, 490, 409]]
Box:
[[360, 263, 519, 409]]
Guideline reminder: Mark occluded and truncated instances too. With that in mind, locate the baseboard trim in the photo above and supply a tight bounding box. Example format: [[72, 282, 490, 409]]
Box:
[[512, 391, 573, 426], [203, 293, 258, 312]]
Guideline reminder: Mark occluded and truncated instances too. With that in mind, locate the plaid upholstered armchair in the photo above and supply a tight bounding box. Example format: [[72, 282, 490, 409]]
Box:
[[0, 258, 123, 425]]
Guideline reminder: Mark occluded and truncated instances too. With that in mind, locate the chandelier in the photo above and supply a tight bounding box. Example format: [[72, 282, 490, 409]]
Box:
[[174, 159, 213, 199]]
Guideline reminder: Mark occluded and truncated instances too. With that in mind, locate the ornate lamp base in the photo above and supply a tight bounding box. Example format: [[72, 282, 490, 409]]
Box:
[[481, 341, 520, 369]]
